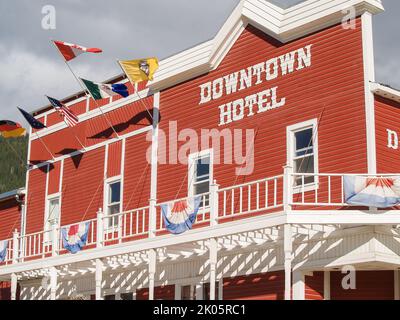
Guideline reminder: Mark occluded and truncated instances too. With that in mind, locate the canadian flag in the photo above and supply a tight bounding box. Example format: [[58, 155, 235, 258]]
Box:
[[53, 40, 102, 62]]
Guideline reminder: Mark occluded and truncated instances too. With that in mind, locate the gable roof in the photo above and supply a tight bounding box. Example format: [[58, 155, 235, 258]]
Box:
[[148, 0, 384, 91]]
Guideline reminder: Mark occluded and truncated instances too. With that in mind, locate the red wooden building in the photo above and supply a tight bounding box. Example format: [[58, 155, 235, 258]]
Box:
[[1, 0, 400, 300]]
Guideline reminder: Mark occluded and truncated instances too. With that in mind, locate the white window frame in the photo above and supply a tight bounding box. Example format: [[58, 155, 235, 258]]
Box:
[[188, 149, 214, 210], [44, 193, 61, 244], [103, 176, 122, 232], [287, 119, 319, 194]]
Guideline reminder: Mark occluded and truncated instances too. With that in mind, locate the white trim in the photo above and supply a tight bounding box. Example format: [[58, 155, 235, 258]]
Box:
[[293, 270, 305, 300], [371, 82, 400, 104], [148, 0, 384, 91], [120, 138, 126, 215], [29, 125, 151, 170], [362, 12, 377, 174], [286, 118, 319, 192], [188, 149, 214, 209], [31, 88, 151, 141], [324, 271, 331, 300], [150, 92, 160, 201]]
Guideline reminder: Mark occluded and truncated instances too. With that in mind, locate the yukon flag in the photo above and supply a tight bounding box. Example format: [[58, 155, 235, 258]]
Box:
[[0, 240, 8, 262], [81, 78, 129, 100], [161, 197, 201, 235], [344, 176, 400, 208], [53, 40, 102, 62], [118, 58, 159, 83], [61, 222, 90, 254]]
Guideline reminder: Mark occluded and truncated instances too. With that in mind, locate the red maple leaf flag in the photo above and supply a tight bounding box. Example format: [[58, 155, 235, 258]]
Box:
[[53, 40, 102, 62]]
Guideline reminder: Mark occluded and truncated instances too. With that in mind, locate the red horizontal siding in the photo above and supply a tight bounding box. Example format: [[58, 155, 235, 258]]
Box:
[[47, 161, 61, 195], [0, 198, 21, 240], [157, 20, 367, 204], [61, 147, 105, 225], [136, 285, 175, 300], [107, 140, 122, 178], [223, 271, 285, 300], [375, 96, 400, 173], [330, 271, 394, 300], [26, 168, 47, 233], [305, 272, 324, 300]]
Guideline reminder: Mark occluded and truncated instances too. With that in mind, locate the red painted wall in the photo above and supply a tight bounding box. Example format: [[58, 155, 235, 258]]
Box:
[[330, 271, 394, 300], [0, 197, 21, 240], [136, 285, 175, 300], [305, 272, 324, 300], [157, 20, 368, 204], [26, 168, 47, 234], [375, 95, 400, 173], [223, 272, 285, 300]]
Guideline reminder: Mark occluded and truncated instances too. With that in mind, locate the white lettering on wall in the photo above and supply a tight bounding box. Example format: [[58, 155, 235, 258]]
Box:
[[199, 44, 313, 125], [387, 129, 399, 150]]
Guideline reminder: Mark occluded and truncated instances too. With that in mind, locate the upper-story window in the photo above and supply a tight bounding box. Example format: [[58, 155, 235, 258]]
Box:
[[44, 195, 60, 243], [287, 119, 318, 187], [106, 180, 121, 228], [189, 150, 213, 208]]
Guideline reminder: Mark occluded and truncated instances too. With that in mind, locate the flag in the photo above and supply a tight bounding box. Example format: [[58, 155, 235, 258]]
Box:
[[344, 176, 400, 208], [81, 78, 129, 100], [119, 58, 159, 83], [0, 240, 8, 262], [53, 40, 102, 62], [47, 96, 79, 127], [61, 222, 90, 254], [161, 197, 201, 235], [0, 120, 26, 138], [18, 107, 46, 130]]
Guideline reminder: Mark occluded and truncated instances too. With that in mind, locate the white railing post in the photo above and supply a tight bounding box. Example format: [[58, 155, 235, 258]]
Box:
[[51, 223, 59, 256], [283, 165, 293, 214], [12, 229, 19, 264], [149, 199, 157, 238], [96, 208, 104, 248], [210, 180, 220, 226]]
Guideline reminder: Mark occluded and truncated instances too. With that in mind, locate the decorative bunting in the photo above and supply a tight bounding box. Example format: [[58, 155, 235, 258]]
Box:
[[61, 222, 90, 254], [161, 197, 201, 235], [344, 176, 400, 208]]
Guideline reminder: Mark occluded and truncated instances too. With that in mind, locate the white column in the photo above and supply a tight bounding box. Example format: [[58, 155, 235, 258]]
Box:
[[12, 230, 19, 264], [361, 12, 377, 174], [175, 284, 181, 300], [395, 270, 400, 301], [218, 278, 223, 300], [283, 165, 293, 213], [292, 270, 305, 300], [195, 284, 203, 300], [50, 267, 58, 300], [96, 208, 104, 248], [324, 271, 331, 300], [209, 238, 217, 301], [95, 259, 104, 300], [284, 224, 293, 300], [149, 92, 160, 238], [148, 249, 156, 300], [210, 181, 219, 226], [11, 273, 18, 301], [51, 222, 59, 256]]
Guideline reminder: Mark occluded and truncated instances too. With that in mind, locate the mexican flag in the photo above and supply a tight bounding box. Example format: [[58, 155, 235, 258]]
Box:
[[81, 78, 129, 100]]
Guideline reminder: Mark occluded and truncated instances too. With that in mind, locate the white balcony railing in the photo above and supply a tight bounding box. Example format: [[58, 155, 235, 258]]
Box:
[[2, 170, 399, 266]]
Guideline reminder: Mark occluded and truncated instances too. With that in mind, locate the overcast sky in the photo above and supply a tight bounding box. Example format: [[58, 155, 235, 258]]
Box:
[[0, 0, 399, 126]]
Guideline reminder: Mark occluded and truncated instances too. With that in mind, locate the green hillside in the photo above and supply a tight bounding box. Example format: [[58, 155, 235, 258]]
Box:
[[0, 136, 28, 194]]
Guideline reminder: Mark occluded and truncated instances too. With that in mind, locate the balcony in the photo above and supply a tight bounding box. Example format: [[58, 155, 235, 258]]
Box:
[[2, 170, 400, 269]]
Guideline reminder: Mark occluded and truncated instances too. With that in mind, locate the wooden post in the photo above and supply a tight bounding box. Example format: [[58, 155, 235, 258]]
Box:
[[12, 229, 19, 264], [210, 181, 219, 226], [292, 270, 305, 300], [11, 273, 18, 300], [209, 238, 217, 300], [96, 208, 104, 248], [51, 223, 59, 256], [95, 259, 104, 300], [283, 165, 293, 214], [284, 224, 293, 300], [148, 249, 156, 300], [149, 199, 157, 238], [50, 267, 57, 300]]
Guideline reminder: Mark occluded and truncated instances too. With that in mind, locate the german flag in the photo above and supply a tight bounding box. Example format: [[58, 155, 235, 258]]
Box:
[[0, 120, 26, 138]]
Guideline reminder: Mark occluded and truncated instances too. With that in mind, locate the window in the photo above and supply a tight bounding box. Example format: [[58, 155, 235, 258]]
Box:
[[189, 150, 213, 208], [287, 119, 318, 187], [104, 294, 116, 300], [120, 292, 134, 300], [44, 196, 60, 243], [106, 180, 121, 228]]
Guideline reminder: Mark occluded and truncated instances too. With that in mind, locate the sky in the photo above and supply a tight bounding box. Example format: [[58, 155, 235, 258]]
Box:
[[0, 0, 399, 126]]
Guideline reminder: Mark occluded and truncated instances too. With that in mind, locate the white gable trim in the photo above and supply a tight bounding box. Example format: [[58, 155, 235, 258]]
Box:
[[148, 0, 384, 91]]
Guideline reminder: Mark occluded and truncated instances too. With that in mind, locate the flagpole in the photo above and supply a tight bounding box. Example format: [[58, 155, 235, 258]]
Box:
[[116, 60, 154, 123], [50, 40, 121, 140], [35, 131, 56, 161]]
